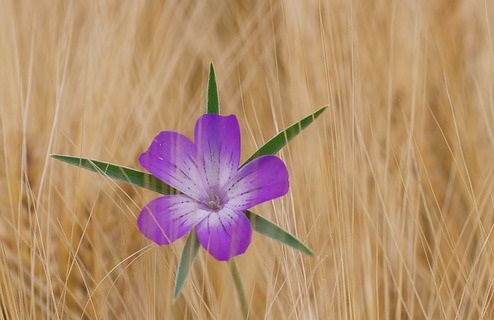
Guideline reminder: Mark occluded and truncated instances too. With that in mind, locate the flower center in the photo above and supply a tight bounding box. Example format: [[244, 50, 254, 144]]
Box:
[[206, 194, 223, 211]]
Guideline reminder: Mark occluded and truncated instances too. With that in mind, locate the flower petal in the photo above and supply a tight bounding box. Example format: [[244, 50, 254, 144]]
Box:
[[225, 155, 289, 210], [196, 207, 252, 261], [138, 195, 209, 245], [194, 114, 241, 191], [139, 131, 205, 200]]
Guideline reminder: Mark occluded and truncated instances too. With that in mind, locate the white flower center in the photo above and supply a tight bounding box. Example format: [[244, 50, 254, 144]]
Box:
[[206, 194, 223, 211]]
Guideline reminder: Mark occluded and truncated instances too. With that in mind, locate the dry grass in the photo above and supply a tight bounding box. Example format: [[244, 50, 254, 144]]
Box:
[[1, 0, 494, 318]]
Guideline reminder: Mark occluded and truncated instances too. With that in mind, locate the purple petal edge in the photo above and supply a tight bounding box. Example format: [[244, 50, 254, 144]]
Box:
[[194, 114, 241, 190], [196, 207, 252, 261], [139, 131, 205, 200], [225, 155, 289, 210], [138, 195, 209, 245]]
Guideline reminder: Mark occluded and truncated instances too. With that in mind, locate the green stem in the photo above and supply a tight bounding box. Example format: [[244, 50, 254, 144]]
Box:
[[229, 259, 249, 319]]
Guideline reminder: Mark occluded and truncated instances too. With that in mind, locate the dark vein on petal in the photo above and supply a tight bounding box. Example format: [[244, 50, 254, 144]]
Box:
[[227, 171, 255, 191], [237, 186, 263, 196]]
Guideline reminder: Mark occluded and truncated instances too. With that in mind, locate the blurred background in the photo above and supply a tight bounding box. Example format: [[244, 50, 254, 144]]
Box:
[[1, 0, 494, 318]]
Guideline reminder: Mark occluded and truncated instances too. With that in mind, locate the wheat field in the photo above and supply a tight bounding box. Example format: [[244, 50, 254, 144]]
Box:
[[1, 0, 494, 319]]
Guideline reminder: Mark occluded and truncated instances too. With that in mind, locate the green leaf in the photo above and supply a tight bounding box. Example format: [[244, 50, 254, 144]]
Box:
[[244, 210, 314, 256], [207, 63, 220, 114], [242, 106, 327, 166], [229, 259, 249, 319], [174, 232, 201, 298], [239, 108, 325, 256], [51, 154, 178, 195]]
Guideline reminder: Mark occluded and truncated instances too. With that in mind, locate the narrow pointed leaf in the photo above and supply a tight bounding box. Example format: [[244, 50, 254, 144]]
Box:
[[51, 154, 178, 195], [229, 259, 249, 318], [242, 106, 327, 166], [244, 210, 314, 256], [207, 63, 220, 114], [174, 232, 201, 298]]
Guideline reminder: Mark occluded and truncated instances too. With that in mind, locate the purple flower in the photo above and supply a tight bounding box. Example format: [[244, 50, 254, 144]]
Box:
[[138, 114, 289, 261]]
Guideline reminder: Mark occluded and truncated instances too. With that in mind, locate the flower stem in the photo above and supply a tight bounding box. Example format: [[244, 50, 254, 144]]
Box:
[[229, 259, 249, 319]]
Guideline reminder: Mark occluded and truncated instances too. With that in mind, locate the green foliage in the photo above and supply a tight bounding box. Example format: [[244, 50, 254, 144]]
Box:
[[242, 106, 327, 166], [174, 232, 200, 299], [50, 155, 178, 195], [245, 210, 314, 256], [207, 63, 220, 115]]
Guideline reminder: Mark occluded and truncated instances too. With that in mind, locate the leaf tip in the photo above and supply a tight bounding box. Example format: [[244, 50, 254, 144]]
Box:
[[304, 247, 315, 256], [50, 154, 64, 161], [206, 62, 220, 114], [209, 65, 216, 80], [173, 284, 182, 300], [315, 105, 328, 117]]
